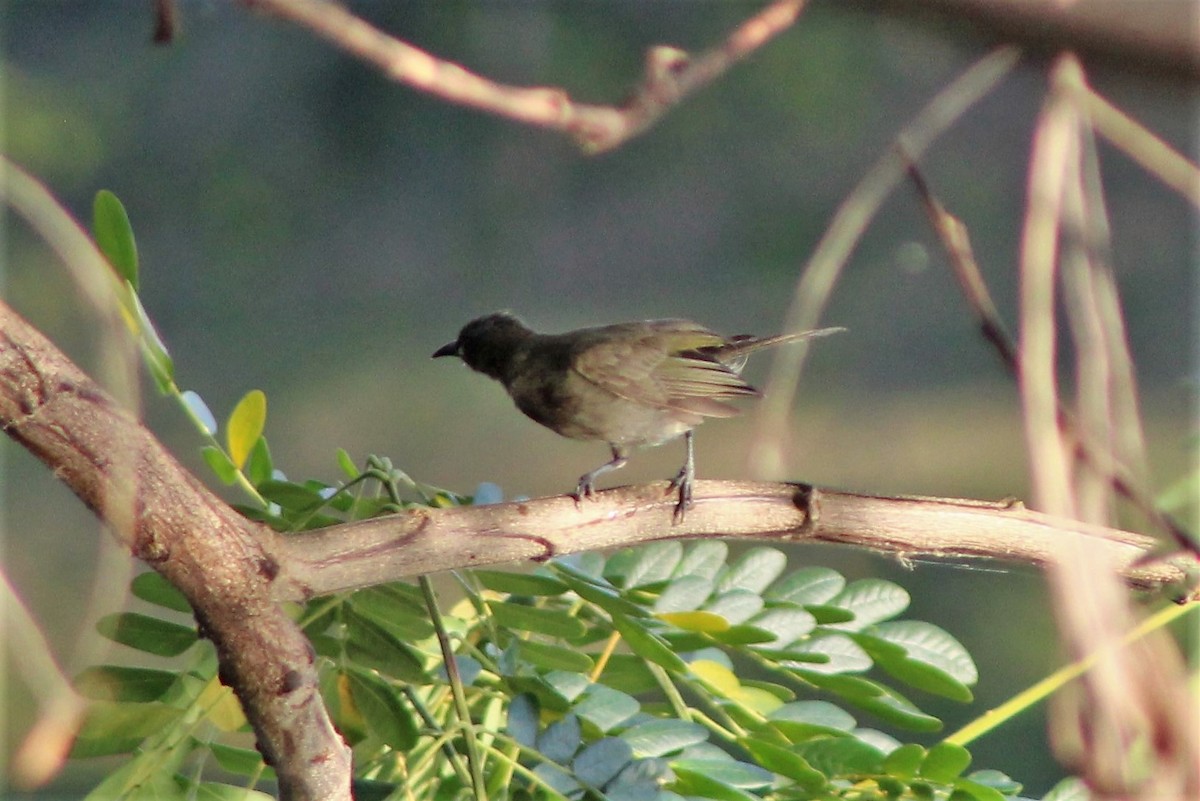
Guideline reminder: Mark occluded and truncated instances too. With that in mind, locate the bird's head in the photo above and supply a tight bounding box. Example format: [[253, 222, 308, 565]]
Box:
[[432, 312, 535, 380]]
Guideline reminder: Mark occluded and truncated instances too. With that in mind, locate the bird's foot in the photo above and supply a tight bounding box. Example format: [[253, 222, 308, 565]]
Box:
[[668, 467, 693, 524], [573, 477, 596, 510]]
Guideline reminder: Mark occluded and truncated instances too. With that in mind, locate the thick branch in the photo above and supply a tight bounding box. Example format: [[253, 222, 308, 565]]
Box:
[[857, 0, 1200, 81], [272, 482, 1193, 601], [0, 300, 351, 801]]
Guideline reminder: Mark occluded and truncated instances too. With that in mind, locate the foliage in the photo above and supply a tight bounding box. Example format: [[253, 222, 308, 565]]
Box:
[[70, 191, 1105, 800]]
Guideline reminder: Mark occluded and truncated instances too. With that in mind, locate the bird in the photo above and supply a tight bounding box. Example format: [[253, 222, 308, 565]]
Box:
[[432, 312, 843, 521]]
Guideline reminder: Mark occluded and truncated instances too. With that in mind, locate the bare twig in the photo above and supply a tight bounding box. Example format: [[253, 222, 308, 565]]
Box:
[[752, 46, 1021, 476], [244, 0, 806, 153], [1019, 54, 1082, 517], [902, 156, 1017, 368], [1081, 88, 1200, 209], [903, 152, 1191, 551]]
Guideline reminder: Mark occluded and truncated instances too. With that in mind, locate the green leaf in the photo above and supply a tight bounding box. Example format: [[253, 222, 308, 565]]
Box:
[[244, 436, 274, 487], [870, 620, 979, 688], [517, 640, 593, 673], [344, 609, 427, 682], [794, 737, 886, 776], [226, 389, 266, 470], [507, 693, 539, 747], [703, 590, 763, 625], [533, 762, 581, 797], [804, 604, 856, 625], [206, 742, 270, 778], [827, 579, 910, 630], [129, 290, 175, 392], [770, 700, 856, 730], [347, 585, 435, 641], [488, 600, 586, 639], [718, 547, 786, 594], [748, 607, 816, 646], [800, 674, 942, 732], [654, 575, 715, 613], [93, 190, 139, 288], [130, 571, 192, 613], [670, 767, 760, 801], [189, 782, 275, 801], [552, 564, 647, 619], [710, 624, 777, 646], [537, 713, 582, 763], [72, 701, 183, 757], [949, 779, 1009, 801], [256, 479, 325, 512], [573, 684, 640, 733], [921, 742, 971, 782], [595, 654, 658, 695], [201, 446, 239, 485], [621, 719, 708, 757], [687, 758, 774, 788], [336, 447, 359, 479], [674, 540, 728, 580], [619, 541, 683, 588], [967, 769, 1023, 795], [766, 566, 845, 605], [347, 667, 418, 750], [473, 569, 568, 596], [785, 633, 871, 674], [739, 738, 825, 788], [96, 613, 196, 657], [881, 742, 925, 776], [572, 737, 633, 787], [75, 666, 177, 702], [858, 641, 975, 702], [611, 614, 686, 673]]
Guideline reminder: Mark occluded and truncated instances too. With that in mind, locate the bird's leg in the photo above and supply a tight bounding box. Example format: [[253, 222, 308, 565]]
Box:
[[668, 430, 695, 523], [575, 445, 628, 505]]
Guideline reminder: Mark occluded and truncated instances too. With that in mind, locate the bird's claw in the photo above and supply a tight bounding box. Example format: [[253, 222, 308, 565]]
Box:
[[573, 478, 595, 510], [668, 469, 693, 524]]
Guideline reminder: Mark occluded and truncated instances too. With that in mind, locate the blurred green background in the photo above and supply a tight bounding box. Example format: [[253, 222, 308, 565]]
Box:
[[2, 1, 1196, 797]]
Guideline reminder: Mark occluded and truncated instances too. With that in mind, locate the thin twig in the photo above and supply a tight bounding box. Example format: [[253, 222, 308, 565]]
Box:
[[1018, 54, 1081, 518], [1081, 87, 1200, 209], [903, 152, 1191, 551], [752, 46, 1021, 476], [244, 0, 806, 153]]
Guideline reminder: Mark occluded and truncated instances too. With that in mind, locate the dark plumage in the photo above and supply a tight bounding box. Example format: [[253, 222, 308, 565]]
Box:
[[433, 312, 842, 520]]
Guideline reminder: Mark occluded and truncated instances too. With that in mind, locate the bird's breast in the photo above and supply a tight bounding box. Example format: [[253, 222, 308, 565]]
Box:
[[509, 371, 699, 448]]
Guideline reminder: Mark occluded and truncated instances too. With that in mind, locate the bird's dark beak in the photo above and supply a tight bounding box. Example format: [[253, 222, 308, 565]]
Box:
[[432, 340, 460, 359]]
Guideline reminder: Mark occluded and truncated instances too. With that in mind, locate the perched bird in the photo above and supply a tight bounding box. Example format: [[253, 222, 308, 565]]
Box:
[[433, 313, 842, 521]]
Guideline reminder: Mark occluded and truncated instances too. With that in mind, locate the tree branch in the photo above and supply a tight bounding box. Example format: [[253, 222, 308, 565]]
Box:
[[0, 300, 351, 801], [238, 0, 1197, 160], [271, 481, 1192, 601], [243, 0, 808, 153]]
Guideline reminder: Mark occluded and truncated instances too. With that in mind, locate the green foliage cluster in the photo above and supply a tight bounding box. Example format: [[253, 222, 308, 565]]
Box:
[[67, 192, 1095, 800]]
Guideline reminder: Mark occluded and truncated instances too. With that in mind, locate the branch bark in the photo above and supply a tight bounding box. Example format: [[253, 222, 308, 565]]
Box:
[[0, 300, 352, 801], [270, 481, 1192, 601]]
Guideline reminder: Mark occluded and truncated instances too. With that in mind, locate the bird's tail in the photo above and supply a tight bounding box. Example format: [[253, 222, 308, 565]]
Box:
[[718, 327, 845, 365]]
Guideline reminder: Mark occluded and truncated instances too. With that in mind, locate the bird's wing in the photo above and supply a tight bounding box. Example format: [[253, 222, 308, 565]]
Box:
[[571, 321, 756, 419]]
